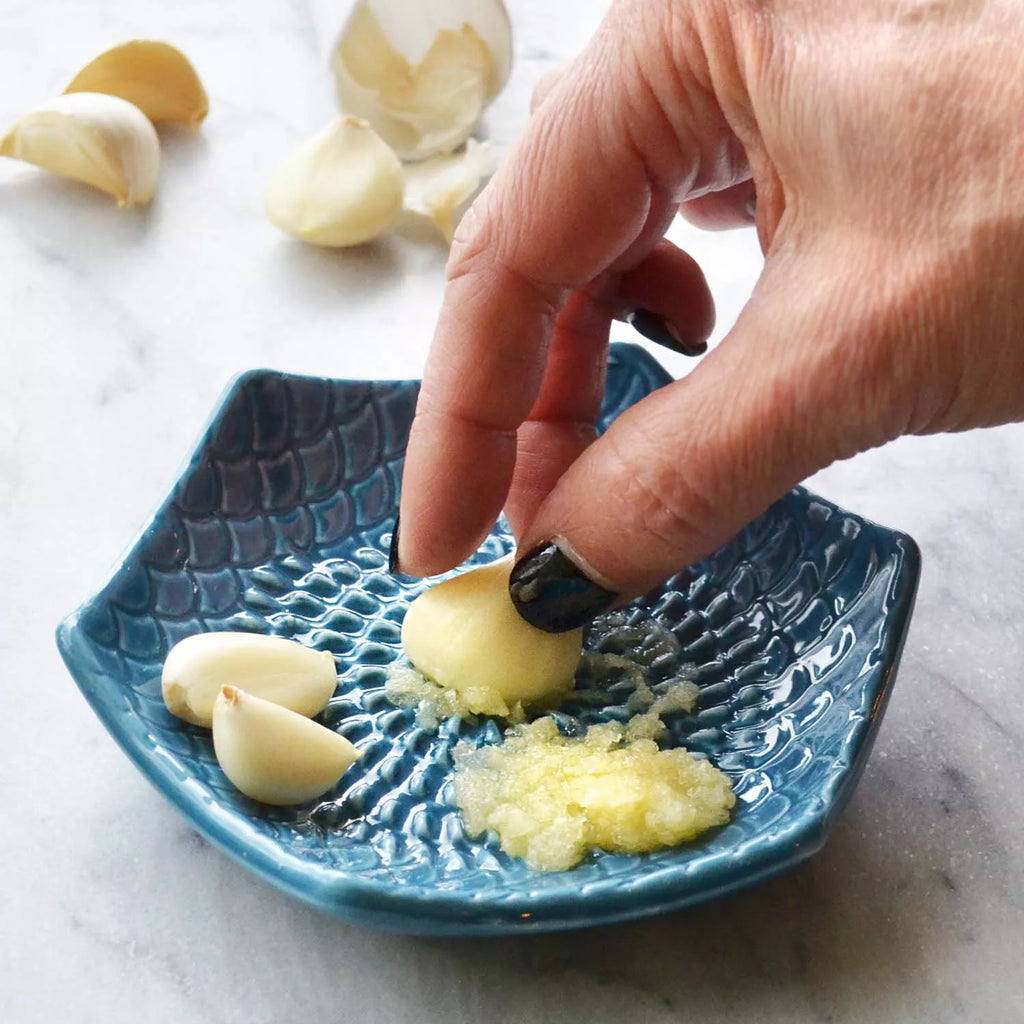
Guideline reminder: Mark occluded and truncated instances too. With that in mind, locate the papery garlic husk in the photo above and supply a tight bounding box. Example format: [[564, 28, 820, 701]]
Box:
[[162, 632, 337, 727], [212, 686, 360, 806], [64, 40, 209, 125], [401, 138, 499, 242], [332, 0, 512, 161], [401, 555, 583, 716], [265, 115, 404, 246], [0, 92, 159, 205]]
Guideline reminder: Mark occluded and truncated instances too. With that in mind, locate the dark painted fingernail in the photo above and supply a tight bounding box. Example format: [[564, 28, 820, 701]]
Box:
[[627, 308, 707, 357], [388, 514, 402, 575], [509, 541, 618, 633]]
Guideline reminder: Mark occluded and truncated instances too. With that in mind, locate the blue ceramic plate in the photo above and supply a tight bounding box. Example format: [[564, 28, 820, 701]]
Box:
[[57, 344, 919, 935]]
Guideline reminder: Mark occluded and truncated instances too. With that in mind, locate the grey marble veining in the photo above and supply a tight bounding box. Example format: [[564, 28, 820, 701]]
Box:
[[2, 1, 1023, 1021]]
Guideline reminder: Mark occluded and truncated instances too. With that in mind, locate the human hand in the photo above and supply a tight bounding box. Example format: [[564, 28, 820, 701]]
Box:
[[394, 0, 1024, 630]]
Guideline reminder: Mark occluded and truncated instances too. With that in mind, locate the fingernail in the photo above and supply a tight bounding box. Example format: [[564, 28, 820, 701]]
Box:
[[388, 514, 402, 575], [745, 197, 757, 218], [509, 541, 618, 633], [626, 308, 707, 358]]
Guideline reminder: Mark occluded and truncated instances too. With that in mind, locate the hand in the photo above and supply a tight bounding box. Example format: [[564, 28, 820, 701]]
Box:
[[395, 0, 1024, 630]]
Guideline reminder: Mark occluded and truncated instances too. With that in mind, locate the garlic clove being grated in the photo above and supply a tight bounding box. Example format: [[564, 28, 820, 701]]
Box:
[[401, 555, 583, 716], [212, 686, 360, 806], [265, 115, 404, 247], [64, 40, 208, 126], [332, 0, 512, 161], [0, 92, 159, 205], [162, 632, 337, 728]]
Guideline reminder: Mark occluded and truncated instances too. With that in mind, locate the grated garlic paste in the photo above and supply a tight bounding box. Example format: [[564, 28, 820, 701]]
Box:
[[386, 648, 734, 872], [451, 713, 735, 872]]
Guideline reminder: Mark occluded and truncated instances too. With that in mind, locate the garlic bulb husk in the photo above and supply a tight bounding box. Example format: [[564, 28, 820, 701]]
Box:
[[332, 0, 512, 161], [212, 687, 360, 806], [0, 92, 159, 205], [265, 115, 404, 246], [401, 555, 583, 716], [401, 138, 499, 241], [162, 632, 337, 728], [64, 40, 209, 125]]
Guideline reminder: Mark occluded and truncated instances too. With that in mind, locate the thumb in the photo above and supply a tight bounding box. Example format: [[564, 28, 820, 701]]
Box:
[[508, 242, 909, 632]]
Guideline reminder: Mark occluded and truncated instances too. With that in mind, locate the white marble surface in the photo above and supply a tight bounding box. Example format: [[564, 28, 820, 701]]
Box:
[[2, 2, 1023, 1021]]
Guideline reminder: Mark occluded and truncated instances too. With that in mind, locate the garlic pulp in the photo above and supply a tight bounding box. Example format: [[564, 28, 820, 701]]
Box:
[[453, 716, 735, 871], [332, 0, 512, 160], [161, 632, 337, 728], [265, 116, 404, 247], [0, 92, 159, 205], [64, 40, 208, 125], [212, 687, 360, 805]]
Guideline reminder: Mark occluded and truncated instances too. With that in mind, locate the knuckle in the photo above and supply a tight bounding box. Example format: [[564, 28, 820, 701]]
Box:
[[530, 65, 568, 114], [447, 196, 496, 286], [604, 423, 720, 557]]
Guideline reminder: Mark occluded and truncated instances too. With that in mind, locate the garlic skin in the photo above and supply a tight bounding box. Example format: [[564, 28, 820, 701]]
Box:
[[332, 0, 512, 161], [265, 116, 404, 247], [64, 40, 209, 126], [401, 138, 499, 242], [212, 687, 360, 806], [401, 555, 583, 716], [0, 92, 159, 205], [162, 632, 337, 728]]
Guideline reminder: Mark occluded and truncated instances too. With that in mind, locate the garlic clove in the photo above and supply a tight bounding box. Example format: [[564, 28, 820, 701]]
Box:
[[401, 555, 583, 716], [332, 0, 512, 161], [0, 92, 159, 205], [162, 632, 337, 728], [401, 138, 500, 242], [212, 686, 360, 806], [265, 115, 404, 247], [64, 40, 208, 126]]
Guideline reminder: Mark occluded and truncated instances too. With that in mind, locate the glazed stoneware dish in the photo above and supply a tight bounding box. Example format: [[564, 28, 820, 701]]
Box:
[[57, 344, 920, 935]]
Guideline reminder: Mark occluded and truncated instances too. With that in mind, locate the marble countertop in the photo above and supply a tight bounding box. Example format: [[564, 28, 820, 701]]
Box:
[[3, 1, 1023, 1021]]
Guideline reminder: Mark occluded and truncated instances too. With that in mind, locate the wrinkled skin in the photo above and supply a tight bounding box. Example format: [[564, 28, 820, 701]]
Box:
[[397, 0, 1024, 600]]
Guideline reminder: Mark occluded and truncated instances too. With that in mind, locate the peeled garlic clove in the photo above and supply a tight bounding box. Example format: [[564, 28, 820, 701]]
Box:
[[162, 632, 337, 728], [401, 555, 583, 716], [332, 0, 512, 161], [212, 687, 360, 805], [265, 115, 404, 247], [0, 92, 158, 205], [401, 138, 499, 241], [64, 40, 208, 125]]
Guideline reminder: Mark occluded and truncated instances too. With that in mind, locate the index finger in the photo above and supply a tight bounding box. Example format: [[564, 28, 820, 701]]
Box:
[[396, 11, 728, 576]]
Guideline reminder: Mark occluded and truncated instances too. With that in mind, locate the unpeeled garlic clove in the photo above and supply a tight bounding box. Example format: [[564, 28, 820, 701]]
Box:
[[64, 40, 208, 126], [0, 92, 159, 205], [265, 115, 404, 247], [212, 686, 360, 805], [401, 555, 583, 716], [162, 632, 337, 728], [401, 138, 499, 242], [332, 0, 512, 161]]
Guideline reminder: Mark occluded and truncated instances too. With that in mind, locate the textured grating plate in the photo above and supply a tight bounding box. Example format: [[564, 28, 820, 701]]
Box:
[[56, 343, 920, 935]]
